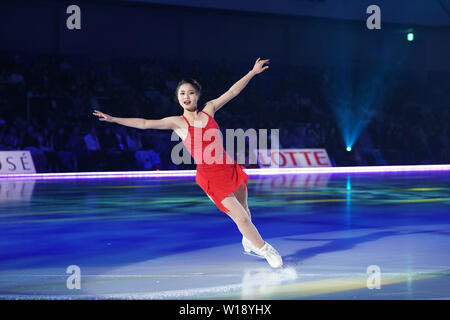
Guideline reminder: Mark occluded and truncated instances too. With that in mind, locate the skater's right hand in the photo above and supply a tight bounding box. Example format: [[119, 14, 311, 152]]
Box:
[[92, 110, 114, 122]]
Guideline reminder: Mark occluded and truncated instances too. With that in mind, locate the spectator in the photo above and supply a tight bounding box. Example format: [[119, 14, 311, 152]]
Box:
[[67, 125, 86, 152], [84, 126, 105, 170], [21, 124, 36, 148], [125, 128, 143, 152], [99, 126, 119, 153], [84, 126, 101, 151], [9, 66, 25, 86], [54, 126, 78, 171], [4, 126, 20, 150]]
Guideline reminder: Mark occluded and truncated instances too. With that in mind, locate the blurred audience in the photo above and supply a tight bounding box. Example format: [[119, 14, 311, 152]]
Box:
[[0, 52, 448, 172]]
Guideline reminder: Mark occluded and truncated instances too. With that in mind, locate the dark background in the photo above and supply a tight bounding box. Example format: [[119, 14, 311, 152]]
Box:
[[0, 0, 449, 172]]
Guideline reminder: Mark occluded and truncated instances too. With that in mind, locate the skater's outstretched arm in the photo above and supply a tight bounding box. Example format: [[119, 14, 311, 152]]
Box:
[[203, 57, 270, 116], [92, 110, 177, 130]]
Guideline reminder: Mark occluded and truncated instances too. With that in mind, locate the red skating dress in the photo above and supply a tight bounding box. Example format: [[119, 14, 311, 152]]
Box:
[[181, 110, 249, 214]]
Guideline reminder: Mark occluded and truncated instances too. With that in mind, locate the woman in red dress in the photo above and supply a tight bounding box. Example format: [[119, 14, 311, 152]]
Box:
[[93, 58, 282, 268]]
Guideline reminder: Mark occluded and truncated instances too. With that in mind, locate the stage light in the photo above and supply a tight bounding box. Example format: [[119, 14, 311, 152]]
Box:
[[346, 146, 352, 152], [407, 32, 414, 41]]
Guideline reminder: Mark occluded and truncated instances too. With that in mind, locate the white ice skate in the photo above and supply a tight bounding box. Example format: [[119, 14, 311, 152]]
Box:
[[242, 236, 263, 257], [242, 237, 283, 268]]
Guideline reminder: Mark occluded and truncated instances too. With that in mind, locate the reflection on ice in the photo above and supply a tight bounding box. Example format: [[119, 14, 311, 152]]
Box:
[[253, 174, 332, 192], [0, 179, 35, 202]]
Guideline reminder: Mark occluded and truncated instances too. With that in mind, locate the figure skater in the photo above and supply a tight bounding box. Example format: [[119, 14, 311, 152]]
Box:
[[93, 58, 282, 268]]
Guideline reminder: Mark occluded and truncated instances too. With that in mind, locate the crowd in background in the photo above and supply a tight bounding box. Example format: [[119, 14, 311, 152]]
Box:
[[0, 52, 448, 172]]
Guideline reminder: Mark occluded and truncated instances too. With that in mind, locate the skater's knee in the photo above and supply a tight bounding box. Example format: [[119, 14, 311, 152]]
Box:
[[222, 197, 251, 225], [232, 212, 251, 226]]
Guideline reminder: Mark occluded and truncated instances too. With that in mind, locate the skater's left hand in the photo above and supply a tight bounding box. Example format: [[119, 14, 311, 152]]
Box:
[[251, 57, 270, 75]]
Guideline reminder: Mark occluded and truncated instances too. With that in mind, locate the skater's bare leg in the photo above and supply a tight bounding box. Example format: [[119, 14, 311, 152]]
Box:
[[221, 195, 265, 249], [233, 182, 251, 220]]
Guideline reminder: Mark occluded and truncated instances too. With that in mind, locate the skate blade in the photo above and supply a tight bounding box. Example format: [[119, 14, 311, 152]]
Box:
[[243, 251, 266, 259]]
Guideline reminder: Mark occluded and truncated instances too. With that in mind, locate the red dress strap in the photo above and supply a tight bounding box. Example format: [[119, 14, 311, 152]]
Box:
[[201, 110, 211, 118], [181, 115, 190, 127]]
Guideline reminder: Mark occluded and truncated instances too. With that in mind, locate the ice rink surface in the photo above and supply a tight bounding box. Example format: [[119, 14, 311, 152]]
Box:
[[0, 171, 449, 299]]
